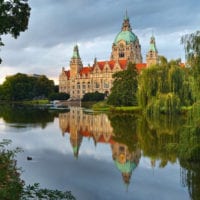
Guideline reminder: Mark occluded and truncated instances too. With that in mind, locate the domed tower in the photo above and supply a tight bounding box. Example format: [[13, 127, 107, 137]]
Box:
[[70, 131, 83, 159], [146, 35, 159, 67], [111, 143, 141, 186], [70, 45, 83, 78], [110, 11, 142, 63]]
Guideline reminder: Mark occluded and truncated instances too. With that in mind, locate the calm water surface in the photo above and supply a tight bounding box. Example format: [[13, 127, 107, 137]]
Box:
[[0, 105, 199, 200]]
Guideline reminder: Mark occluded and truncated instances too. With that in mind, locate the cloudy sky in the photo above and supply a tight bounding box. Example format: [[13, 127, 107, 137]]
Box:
[[1, 0, 200, 84]]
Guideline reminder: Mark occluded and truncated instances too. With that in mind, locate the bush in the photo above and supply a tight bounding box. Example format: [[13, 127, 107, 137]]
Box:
[[48, 93, 70, 101], [82, 92, 105, 102]]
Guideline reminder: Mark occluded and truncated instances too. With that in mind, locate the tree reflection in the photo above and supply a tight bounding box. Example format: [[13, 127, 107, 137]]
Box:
[[58, 108, 200, 199], [0, 104, 58, 129]]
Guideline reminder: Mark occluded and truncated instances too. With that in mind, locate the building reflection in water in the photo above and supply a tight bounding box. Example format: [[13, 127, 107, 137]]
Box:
[[59, 107, 141, 185]]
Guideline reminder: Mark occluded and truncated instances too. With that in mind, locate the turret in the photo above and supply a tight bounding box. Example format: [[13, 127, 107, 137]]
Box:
[[146, 35, 159, 67], [70, 45, 83, 78]]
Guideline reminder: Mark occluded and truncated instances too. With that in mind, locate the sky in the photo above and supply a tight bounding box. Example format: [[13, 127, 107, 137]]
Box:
[[1, 0, 200, 84]]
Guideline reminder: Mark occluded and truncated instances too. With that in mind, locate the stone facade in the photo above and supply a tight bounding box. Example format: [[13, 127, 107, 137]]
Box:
[[59, 13, 158, 100]]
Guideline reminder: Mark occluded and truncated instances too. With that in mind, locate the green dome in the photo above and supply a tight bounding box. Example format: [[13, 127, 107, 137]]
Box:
[[114, 160, 137, 173], [114, 31, 137, 45]]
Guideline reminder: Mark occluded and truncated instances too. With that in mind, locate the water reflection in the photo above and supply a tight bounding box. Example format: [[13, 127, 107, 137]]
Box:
[[59, 107, 141, 185], [0, 104, 199, 199], [0, 104, 59, 128], [59, 107, 200, 200]]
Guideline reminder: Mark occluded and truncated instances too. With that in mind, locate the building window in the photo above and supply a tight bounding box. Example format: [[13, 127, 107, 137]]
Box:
[[82, 82, 86, 89], [119, 146, 125, 152], [119, 44, 125, 58], [77, 82, 80, 89], [104, 81, 109, 88], [94, 82, 99, 88], [119, 52, 125, 57]]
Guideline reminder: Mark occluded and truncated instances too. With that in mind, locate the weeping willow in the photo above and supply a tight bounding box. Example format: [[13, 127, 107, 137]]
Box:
[[137, 58, 193, 116], [181, 31, 200, 103]]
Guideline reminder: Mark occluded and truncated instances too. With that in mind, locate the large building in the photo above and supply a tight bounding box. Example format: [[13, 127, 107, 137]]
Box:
[[59, 12, 158, 99]]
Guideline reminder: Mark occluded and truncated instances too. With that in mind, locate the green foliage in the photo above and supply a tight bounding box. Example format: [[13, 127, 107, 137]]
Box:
[[107, 62, 138, 106], [0, 104, 55, 128], [146, 93, 181, 116], [181, 31, 200, 69], [21, 183, 76, 200], [0, 73, 55, 101], [0, 140, 76, 200], [49, 92, 70, 101], [137, 58, 192, 115], [109, 106, 141, 113], [181, 31, 200, 102], [92, 100, 110, 111], [82, 91, 105, 102], [108, 114, 139, 152], [0, 139, 24, 200], [0, 0, 31, 63]]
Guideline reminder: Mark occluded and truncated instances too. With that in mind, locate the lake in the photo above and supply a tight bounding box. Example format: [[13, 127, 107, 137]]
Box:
[[0, 105, 199, 200]]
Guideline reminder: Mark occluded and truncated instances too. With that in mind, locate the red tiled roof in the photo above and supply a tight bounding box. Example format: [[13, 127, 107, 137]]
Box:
[[64, 60, 147, 78], [64, 128, 117, 145], [96, 60, 127, 70], [80, 130, 91, 137], [136, 63, 147, 72], [118, 59, 127, 70], [179, 63, 185, 68], [98, 135, 115, 144], [80, 67, 93, 76]]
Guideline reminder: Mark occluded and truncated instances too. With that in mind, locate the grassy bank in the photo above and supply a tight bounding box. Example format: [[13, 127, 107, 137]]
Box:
[[92, 101, 194, 114], [22, 99, 50, 105], [92, 101, 110, 111], [110, 106, 142, 113], [92, 101, 142, 113], [0, 99, 50, 105]]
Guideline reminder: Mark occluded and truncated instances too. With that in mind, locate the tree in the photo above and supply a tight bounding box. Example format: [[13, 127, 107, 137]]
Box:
[[181, 31, 200, 101], [48, 92, 70, 101], [34, 75, 54, 98], [107, 62, 138, 106], [0, 73, 55, 101], [0, 0, 31, 63], [82, 91, 105, 102], [137, 57, 192, 115]]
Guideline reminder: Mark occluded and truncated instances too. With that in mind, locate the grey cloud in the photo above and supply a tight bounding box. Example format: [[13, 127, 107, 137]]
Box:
[[1, 0, 200, 83], [3, 0, 199, 49]]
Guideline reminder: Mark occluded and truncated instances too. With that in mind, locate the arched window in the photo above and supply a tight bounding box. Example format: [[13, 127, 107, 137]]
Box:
[[82, 82, 86, 89], [119, 44, 125, 58], [77, 82, 80, 89]]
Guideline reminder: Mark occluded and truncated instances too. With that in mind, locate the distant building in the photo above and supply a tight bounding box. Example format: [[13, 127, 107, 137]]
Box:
[[59, 12, 159, 99]]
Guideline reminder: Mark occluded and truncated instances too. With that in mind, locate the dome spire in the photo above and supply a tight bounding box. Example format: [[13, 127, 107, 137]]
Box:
[[124, 9, 129, 20], [72, 44, 80, 59], [122, 10, 131, 31], [149, 35, 158, 53]]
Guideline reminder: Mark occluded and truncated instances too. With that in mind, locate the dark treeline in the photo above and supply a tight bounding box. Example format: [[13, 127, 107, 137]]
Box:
[[0, 73, 54, 101], [0, 105, 60, 129], [0, 73, 69, 101]]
